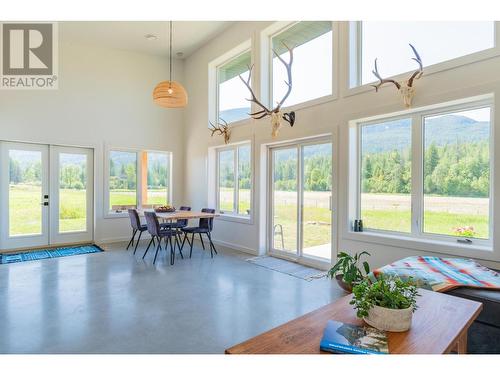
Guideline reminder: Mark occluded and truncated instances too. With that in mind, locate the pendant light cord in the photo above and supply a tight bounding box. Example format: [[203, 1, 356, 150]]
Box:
[[169, 21, 173, 85]]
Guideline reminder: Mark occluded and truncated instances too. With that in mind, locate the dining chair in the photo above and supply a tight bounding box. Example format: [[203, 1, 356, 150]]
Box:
[[162, 206, 191, 256], [127, 209, 151, 254], [181, 208, 218, 259], [143, 211, 176, 265]]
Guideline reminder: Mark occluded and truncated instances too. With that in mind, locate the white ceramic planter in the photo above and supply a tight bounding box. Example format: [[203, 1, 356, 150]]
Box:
[[363, 305, 413, 332]]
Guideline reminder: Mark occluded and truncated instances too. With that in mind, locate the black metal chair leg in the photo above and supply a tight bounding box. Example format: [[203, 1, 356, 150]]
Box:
[[126, 229, 137, 250], [153, 241, 162, 265], [175, 232, 184, 259], [207, 232, 217, 256], [169, 236, 175, 265], [134, 230, 143, 253], [180, 233, 188, 251], [143, 236, 155, 259], [189, 233, 195, 258], [199, 233, 205, 250], [141, 237, 154, 255]]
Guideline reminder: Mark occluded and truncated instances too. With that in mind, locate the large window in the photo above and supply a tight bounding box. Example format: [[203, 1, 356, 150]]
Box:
[[217, 50, 252, 124], [109, 150, 137, 211], [360, 118, 412, 233], [352, 21, 495, 86], [272, 21, 332, 107], [355, 98, 492, 245], [107, 149, 171, 214], [217, 143, 251, 216], [423, 107, 491, 240]]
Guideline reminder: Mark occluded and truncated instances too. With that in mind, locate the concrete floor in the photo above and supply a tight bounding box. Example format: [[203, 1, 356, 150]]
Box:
[[0, 240, 345, 353]]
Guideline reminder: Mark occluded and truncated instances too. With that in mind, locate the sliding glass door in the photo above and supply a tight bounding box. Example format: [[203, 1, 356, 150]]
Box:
[[269, 139, 333, 262], [0, 142, 94, 250]]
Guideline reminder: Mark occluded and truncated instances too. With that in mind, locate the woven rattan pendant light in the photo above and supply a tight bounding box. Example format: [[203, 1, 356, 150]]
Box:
[[153, 21, 188, 108]]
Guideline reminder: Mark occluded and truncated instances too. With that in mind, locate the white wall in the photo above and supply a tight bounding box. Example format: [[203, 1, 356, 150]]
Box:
[[0, 25, 185, 245], [183, 21, 500, 270]]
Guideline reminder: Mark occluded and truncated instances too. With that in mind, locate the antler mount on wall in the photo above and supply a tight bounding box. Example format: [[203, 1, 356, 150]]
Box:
[[372, 44, 424, 108], [239, 43, 296, 138], [209, 118, 231, 144]]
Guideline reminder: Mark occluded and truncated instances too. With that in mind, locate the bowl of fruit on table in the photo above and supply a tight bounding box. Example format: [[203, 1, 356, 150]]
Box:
[[154, 205, 176, 213]]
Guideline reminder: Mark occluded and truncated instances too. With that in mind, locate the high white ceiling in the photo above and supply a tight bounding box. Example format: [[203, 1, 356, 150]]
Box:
[[61, 21, 234, 58]]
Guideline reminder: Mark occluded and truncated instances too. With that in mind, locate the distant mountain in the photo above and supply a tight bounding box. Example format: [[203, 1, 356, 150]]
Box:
[[362, 115, 489, 154], [219, 107, 250, 123]]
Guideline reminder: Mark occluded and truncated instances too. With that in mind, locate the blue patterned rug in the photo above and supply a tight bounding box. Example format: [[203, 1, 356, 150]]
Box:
[[0, 245, 103, 264]]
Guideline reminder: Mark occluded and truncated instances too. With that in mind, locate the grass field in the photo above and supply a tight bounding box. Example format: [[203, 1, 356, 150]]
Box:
[[8, 185, 490, 243], [8, 185, 169, 236]]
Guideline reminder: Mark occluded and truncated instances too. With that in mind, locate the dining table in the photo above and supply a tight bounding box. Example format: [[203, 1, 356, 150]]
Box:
[[139, 209, 220, 223]]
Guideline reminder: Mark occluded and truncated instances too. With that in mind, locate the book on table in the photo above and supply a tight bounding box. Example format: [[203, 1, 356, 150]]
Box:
[[320, 320, 389, 354]]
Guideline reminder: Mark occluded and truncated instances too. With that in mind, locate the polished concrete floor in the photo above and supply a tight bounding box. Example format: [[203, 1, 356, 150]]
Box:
[[0, 240, 345, 353]]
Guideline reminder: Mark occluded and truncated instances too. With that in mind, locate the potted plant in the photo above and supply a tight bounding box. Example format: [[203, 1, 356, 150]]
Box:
[[327, 251, 370, 292], [350, 276, 419, 332]]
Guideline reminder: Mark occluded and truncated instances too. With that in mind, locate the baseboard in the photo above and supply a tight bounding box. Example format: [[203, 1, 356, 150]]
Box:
[[191, 237, 258, 256], [98, 234, 258, 256]]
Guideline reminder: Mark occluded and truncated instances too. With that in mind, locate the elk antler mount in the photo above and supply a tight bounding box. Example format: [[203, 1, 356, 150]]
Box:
[[372, 44, 423, 108], [209, 118, 231, 144], [239, 43, 295, 138]]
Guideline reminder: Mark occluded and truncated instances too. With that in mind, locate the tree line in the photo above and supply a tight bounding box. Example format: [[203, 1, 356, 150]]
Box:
[[362, 141, 489, 197]]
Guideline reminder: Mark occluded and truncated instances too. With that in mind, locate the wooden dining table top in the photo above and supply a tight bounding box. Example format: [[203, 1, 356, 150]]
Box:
[[139, 209, 220, 221]]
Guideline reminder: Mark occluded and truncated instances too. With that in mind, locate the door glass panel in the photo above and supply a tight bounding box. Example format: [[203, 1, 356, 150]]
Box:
[[218, 149, 235, 213], [59, 153, 87, 233], [8, 150, 43, 236], [272, 147, 298, 253], [302, 143, 332, 260]]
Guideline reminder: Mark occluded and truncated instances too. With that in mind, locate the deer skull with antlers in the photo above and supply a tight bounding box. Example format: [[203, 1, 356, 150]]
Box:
[[209, 118, 231, 144], [239, 43, 295, 138], [372, 44, 423, 108]]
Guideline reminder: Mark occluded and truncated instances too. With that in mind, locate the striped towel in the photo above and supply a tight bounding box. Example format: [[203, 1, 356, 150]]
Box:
[[369, 256, 500, 292]]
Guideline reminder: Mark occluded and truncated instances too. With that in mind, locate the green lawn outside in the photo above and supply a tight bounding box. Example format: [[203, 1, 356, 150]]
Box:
[[361, 209, 489, 239], [109, 189, 168, 209], [8, 185, 490, 242]]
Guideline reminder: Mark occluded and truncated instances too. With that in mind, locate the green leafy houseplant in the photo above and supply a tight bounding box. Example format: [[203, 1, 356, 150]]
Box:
[[327, 251, 370, 292], [350, 276, 419, 318]]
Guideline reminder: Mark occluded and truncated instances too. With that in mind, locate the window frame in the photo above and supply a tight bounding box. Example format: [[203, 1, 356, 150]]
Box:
[[349, 95, 494, 253], [347, 21, 500, 94], [266, 21, 338, 112], [215, 141, 253, 221], [104, 146, 172, 218], [209, 40, 253, 129]]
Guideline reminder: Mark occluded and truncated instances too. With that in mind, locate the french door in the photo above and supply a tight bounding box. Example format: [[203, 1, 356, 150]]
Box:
[[268, 139, 333, 263], [0, 142, 94, 250]]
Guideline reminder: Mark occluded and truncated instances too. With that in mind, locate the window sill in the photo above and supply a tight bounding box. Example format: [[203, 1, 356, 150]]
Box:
[[104, 212, 129, 219], [280, 92, 337, 114], [343, 230, 495, 261], [217, 213, 253, 225], [343, 46, 500, 99]]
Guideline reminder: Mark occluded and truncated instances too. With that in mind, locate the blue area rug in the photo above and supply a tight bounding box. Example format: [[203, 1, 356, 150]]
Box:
[[0, 245, 103, 264]]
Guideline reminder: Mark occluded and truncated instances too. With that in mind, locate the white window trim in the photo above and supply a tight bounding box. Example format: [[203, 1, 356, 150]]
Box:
[[347, 94, 495, 259], [345, 21, 500, 96], [104, 146, 172, 219], [214, 140, 253, 224], [262, 21, 339, 113], [209, 40, 253, 128]]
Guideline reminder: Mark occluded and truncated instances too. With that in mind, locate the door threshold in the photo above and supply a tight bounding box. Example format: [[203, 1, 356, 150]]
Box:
[[268, 251, 331, 270]]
